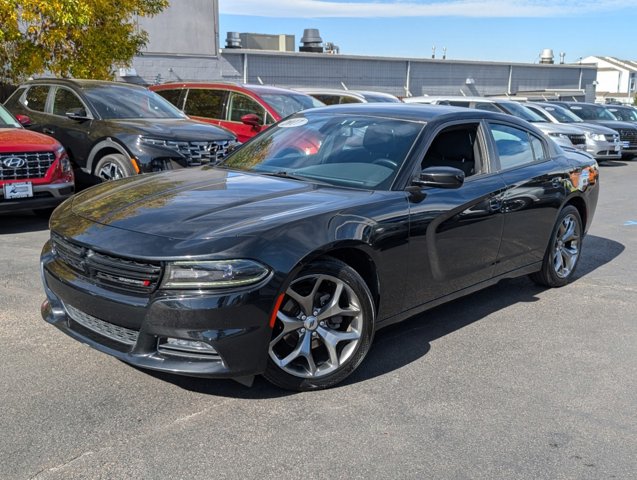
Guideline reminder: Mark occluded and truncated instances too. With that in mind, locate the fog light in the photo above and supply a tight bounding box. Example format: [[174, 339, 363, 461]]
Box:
[[158, 337, 219, 357]]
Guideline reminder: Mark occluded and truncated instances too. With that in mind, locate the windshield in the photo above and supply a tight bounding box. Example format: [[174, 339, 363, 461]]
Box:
[[260, 93, 324, 118], [542, 105, 583, 123], [0, 104, 20, 128], [221, 113, 424, 190], [568, 105, 618, 121], [497, 101, 546, 122], [83, 85, 187, 120], [608, 107, 637, 121]]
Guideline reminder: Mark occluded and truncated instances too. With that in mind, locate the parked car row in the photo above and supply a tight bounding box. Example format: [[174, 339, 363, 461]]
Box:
[[403, 95, 637, 162]]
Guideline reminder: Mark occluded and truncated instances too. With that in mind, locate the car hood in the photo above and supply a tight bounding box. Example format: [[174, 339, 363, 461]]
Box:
[[102, 118, 236, 141], [70, 168, 374, 240], [571, 122, 618, 135], [0, 128, 60, 152], [585, 120, 637, 131], [533, 122, 584, 135]]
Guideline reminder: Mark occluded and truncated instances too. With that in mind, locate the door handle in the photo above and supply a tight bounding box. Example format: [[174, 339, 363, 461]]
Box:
[[42, 128, 55, 135]]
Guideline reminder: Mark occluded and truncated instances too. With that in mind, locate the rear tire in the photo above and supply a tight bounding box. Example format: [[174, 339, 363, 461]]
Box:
[[94, 153, 135, 181], [530, 205, 583, 288], [263, 257, 375, 391]]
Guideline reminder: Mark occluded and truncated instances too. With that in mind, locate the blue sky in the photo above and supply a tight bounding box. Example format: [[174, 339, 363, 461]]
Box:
[[219, 0, 637, 63]]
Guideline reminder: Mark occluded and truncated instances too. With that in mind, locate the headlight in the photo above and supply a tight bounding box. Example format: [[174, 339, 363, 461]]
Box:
[[585, 132, 606, 141], [161, 260, 269, 289], [548, 133, 568, 139]]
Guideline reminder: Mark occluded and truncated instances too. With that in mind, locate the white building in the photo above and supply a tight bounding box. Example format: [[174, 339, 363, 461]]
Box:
[[581, 56, 637, 104]]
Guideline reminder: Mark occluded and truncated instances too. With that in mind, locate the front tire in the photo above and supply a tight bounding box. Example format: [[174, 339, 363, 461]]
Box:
[[530, 205, 583, 287], [264, 257, 375, 391], [94, 153, 135, 181]]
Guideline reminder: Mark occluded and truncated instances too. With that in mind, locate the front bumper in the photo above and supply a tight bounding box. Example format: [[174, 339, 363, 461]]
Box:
[[40, 243, 278, 379], [0, 181, 74, 214], [586, 140, 622, 160]]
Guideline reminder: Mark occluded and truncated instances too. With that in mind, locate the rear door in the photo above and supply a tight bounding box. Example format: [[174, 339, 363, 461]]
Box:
[[486, 122, 566, 275], [224, 92, 268, 142]]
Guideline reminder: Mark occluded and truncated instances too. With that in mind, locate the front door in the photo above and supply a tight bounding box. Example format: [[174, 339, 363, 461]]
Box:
[[405, 121, 506, 309]]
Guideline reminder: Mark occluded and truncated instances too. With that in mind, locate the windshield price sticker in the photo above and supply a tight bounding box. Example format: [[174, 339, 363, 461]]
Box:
[[278, 118, 309, 128], [3, 182, 33, 199]]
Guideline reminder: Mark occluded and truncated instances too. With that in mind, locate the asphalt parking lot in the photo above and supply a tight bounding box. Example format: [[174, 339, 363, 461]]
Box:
[[1, 160, 636, 480]]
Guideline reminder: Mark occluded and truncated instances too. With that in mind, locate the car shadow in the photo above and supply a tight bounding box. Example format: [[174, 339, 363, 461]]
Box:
[[132, 234, 625, 397], [0, 213, 49, 234], [598, 160, 628, 167]]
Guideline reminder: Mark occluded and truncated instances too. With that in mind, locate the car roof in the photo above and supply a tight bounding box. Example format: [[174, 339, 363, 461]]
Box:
[[303, 102, 529, 125], [21, 78, 147, 91], [153, 82, 306, 95], [295, 88, 366, 98], [405, 95, 497, 103]]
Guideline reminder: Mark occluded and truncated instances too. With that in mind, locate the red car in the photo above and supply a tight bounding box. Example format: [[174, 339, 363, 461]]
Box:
[[150, 83, 323, 143], [0, 105, 74, 216]]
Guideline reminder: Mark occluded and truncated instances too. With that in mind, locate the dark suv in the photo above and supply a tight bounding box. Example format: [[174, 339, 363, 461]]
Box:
[[5, 79, 236, 181]]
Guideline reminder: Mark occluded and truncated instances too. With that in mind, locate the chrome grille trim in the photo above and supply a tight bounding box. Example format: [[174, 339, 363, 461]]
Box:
[[65, 304, 139, 346], [566, 134, 586, 146], [617, 129, 637, 146], [51, 234, 162, 294], [0, 151, 55, 180], [142, 139, 234, 166]]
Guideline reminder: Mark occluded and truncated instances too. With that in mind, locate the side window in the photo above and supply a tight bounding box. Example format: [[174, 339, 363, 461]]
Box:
[[264, 112, 276, 125], [422, 123, 482, 178], [489, 123, 536, 170], [448, 101, 471, 108], [155, 89, 184, 109], [228, 93, 265, 123], [24, 86, 50, 112], [339, 96, 361, 104], [529, 135, 547, 162], [474, 102, 501, 113], [52, 88, 85, 116], [314, 94, 339, 105], [184, 89, 226, 119]]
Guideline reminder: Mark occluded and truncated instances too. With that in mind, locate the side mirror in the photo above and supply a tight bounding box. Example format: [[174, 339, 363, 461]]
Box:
[[66, 108, 90, 121], [15, 114, 32, 127], [241, 113, 261, 129], [413, 166, 465, 189]]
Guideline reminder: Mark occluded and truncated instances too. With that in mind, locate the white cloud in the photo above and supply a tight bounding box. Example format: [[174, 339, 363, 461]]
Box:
[[219, 0, 636, 18]]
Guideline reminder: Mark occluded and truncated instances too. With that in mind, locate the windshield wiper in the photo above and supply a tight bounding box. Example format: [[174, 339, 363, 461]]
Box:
[[261, 171, 331, 186]]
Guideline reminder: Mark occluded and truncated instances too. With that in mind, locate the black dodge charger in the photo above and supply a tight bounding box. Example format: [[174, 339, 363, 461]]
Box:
[[40, 105, 599, 391]]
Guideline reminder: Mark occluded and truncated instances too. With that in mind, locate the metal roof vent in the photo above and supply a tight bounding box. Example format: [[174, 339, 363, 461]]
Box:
[[300, 28, 323, 53], [540, 48, 554, 64], [226, 32, 242, 49]]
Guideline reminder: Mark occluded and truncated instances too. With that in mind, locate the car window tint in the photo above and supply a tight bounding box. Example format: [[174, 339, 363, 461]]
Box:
[[185, 89, 226, 119], [313, 95, 340, 105], [422, 123, 482, 177], [529, 135, 547, 162], [265, 112, 276, 125], [489, 124, 536, 170], [156, 89, 184, 109], [228, 93, 264, 123], [474, 102, 501, 113], [24, 86, 49, 112], [53, 88, 84, 116], [527, 106, 552, 122], [339, 96, 361, 104]]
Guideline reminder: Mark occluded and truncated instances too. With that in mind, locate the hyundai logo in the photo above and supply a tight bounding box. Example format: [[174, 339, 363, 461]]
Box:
[[2, 157, 26, 169]]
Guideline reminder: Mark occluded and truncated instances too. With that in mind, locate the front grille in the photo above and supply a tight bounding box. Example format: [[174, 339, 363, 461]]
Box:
[[566, 134, 586, 146], [617, 129, 637, 147], [0, 151, 55, 180], [142, 139, 234, 166], [65, 304, 139, 346], [52, 233, 162, 294], [604, 134, 620, 142]]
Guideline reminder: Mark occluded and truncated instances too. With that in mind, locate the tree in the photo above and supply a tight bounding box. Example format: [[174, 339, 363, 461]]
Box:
[[0, 0, 168, 83]]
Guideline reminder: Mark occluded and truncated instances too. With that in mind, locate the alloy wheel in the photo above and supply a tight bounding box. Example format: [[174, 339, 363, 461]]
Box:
[[269, 273, 364, 379], [552, 213, 580, 278], [97, 162, 126, 181]]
